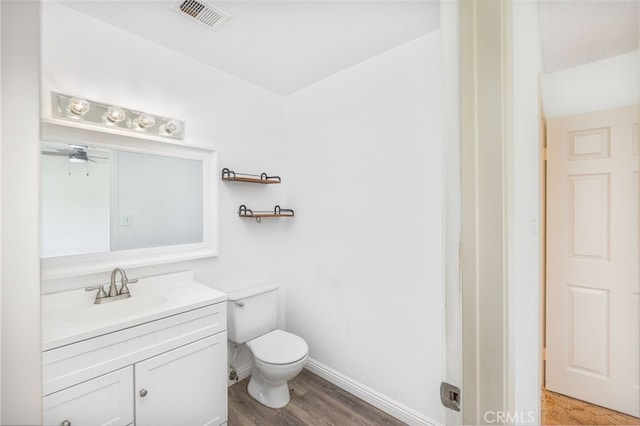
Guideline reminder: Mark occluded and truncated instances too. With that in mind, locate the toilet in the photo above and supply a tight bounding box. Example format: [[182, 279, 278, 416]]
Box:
[[227, 284, 309, 408]]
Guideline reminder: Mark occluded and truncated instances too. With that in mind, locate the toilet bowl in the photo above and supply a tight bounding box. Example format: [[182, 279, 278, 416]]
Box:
[[226, 284, 309, 408], [246, 329, 309, 408]]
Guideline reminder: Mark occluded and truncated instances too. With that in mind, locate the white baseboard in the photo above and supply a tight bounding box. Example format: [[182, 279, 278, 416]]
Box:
[[304, 358, 442, 426]]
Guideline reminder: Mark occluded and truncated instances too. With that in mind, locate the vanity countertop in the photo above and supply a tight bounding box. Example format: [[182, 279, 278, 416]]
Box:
[[42, 270, 226, 351]]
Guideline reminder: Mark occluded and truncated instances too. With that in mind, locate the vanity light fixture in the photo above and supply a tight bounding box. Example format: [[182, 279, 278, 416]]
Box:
[[53, 93, 185, 140]]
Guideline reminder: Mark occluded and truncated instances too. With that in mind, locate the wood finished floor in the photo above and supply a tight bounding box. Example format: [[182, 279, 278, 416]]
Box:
[[542, 388, 640, 425], [228, 369, 406, 426]]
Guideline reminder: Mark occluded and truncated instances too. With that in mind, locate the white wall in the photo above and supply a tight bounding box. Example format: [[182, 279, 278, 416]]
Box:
[[40, 1, 288, 297], [1, 1, 43, 424], [541, 50, 640, 118], [283, 32, 444, 424]]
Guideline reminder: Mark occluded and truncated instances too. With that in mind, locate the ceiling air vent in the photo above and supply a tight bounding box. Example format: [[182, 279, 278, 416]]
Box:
[[171, 0, 230, 31]]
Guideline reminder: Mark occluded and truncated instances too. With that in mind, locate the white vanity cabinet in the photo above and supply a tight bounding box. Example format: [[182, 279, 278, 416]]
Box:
[[42, 283, 228, 426]]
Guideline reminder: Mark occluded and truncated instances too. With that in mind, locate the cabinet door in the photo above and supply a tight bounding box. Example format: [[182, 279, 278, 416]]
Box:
[[135, 333, 227, 426], [43, 366, 134, 426]]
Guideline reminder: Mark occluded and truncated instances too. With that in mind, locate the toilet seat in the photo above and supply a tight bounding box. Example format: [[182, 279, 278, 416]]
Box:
[[247, 329, 308, 365]]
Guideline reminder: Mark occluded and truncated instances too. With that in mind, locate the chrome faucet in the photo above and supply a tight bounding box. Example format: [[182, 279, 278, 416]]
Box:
[[86, 267, 138, 304], [109, 267, 137, 297]]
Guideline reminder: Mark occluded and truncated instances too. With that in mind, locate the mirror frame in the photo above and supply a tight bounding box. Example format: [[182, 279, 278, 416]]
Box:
[[40, 118, 218, 280]]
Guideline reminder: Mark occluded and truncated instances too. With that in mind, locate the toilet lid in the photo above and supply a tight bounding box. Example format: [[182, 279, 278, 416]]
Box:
[[247, 329, 308, 365]]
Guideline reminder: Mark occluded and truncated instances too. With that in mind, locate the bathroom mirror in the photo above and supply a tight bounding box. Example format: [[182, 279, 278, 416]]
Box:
[[40, 118, 218, 280]]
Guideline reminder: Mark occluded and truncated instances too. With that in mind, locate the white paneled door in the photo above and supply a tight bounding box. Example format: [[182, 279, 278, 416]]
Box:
[[546, 105, 640, 417]]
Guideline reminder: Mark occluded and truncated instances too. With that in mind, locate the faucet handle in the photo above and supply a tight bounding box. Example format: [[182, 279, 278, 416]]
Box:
[[119, 278, 138, 295], [85, 285, 108, 301]]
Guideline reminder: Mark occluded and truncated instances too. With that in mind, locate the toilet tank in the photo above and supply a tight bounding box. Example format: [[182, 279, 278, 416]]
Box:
[[226, 284, 278, 344]]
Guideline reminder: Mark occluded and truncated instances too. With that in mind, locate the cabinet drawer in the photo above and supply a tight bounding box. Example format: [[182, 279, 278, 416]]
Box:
[[43, 303, 226, 396]]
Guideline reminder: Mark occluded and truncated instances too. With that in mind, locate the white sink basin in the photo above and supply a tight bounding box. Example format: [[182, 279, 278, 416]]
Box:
[[42, 270, 227, 351], [66, 295, 168, 323]]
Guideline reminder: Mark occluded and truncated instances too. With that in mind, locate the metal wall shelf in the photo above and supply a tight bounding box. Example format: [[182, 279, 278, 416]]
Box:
[[221, 168, 281, 184], [238, 205, 294, 222]]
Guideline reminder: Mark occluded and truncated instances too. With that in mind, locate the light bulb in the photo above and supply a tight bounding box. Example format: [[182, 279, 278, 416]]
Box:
[[66, 97, 90, 118], [160, 119, 183, 136], [102, 106, 126, 124], [133, 112, 155, 130]]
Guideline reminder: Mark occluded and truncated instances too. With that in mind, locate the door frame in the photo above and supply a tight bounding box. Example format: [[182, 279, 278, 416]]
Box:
[[459, 1, 544, 424]]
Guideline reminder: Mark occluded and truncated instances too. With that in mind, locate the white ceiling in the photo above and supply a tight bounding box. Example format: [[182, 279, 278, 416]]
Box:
[[58, 0, 441, 95], [56, 0, 640, 94], [538, 0, 639, 73]]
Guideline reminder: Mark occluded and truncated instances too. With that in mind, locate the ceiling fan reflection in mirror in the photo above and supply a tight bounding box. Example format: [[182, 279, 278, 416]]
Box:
[[41, 144, 109, 176]]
